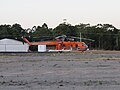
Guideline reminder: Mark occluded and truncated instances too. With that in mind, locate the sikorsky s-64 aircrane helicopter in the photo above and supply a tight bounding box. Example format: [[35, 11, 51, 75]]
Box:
[[23, 34, 94, 52]]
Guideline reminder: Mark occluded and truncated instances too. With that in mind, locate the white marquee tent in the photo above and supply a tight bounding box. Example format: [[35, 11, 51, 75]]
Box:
[[0, 38, 29, 52]]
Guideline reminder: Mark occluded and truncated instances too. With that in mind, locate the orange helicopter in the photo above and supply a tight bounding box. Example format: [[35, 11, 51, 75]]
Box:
[[23, 35, 91, 52]]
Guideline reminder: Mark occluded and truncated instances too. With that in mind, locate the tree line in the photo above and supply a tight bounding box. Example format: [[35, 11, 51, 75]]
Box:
[[0, 23, 120, 50]]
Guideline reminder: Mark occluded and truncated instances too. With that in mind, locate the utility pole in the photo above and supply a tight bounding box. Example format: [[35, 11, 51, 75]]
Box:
[[116, 35, 119, 47], [63, 19, 67, 24], [80, 32, 82, 42]]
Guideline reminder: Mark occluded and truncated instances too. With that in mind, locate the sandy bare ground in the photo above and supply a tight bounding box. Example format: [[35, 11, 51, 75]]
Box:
[[0, 50, 120, 90]]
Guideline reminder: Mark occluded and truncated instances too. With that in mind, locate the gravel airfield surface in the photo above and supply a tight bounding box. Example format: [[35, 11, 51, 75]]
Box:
[[0, 50, 120, 90]]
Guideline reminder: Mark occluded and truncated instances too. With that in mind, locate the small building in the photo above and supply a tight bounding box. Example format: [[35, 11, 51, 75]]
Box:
[[38, 45, 47, 52], [0, 38, 29, 52]]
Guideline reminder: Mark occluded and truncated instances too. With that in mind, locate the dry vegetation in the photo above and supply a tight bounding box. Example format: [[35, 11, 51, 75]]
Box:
[[0, 50, 120, 90]]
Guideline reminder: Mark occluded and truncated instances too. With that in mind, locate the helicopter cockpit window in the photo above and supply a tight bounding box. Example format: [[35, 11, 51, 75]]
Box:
[[82, 43, 88, 47]]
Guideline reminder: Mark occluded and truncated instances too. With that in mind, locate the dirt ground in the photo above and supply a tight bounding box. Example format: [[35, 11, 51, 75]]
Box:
[[0, 50, 120, 90]]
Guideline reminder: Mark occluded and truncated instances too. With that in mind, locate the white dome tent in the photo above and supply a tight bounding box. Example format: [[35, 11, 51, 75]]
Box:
[[0, 38, 29, 52]]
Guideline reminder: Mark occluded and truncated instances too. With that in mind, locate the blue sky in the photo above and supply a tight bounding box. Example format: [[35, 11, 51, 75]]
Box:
[[0, 0, 120, 29]]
